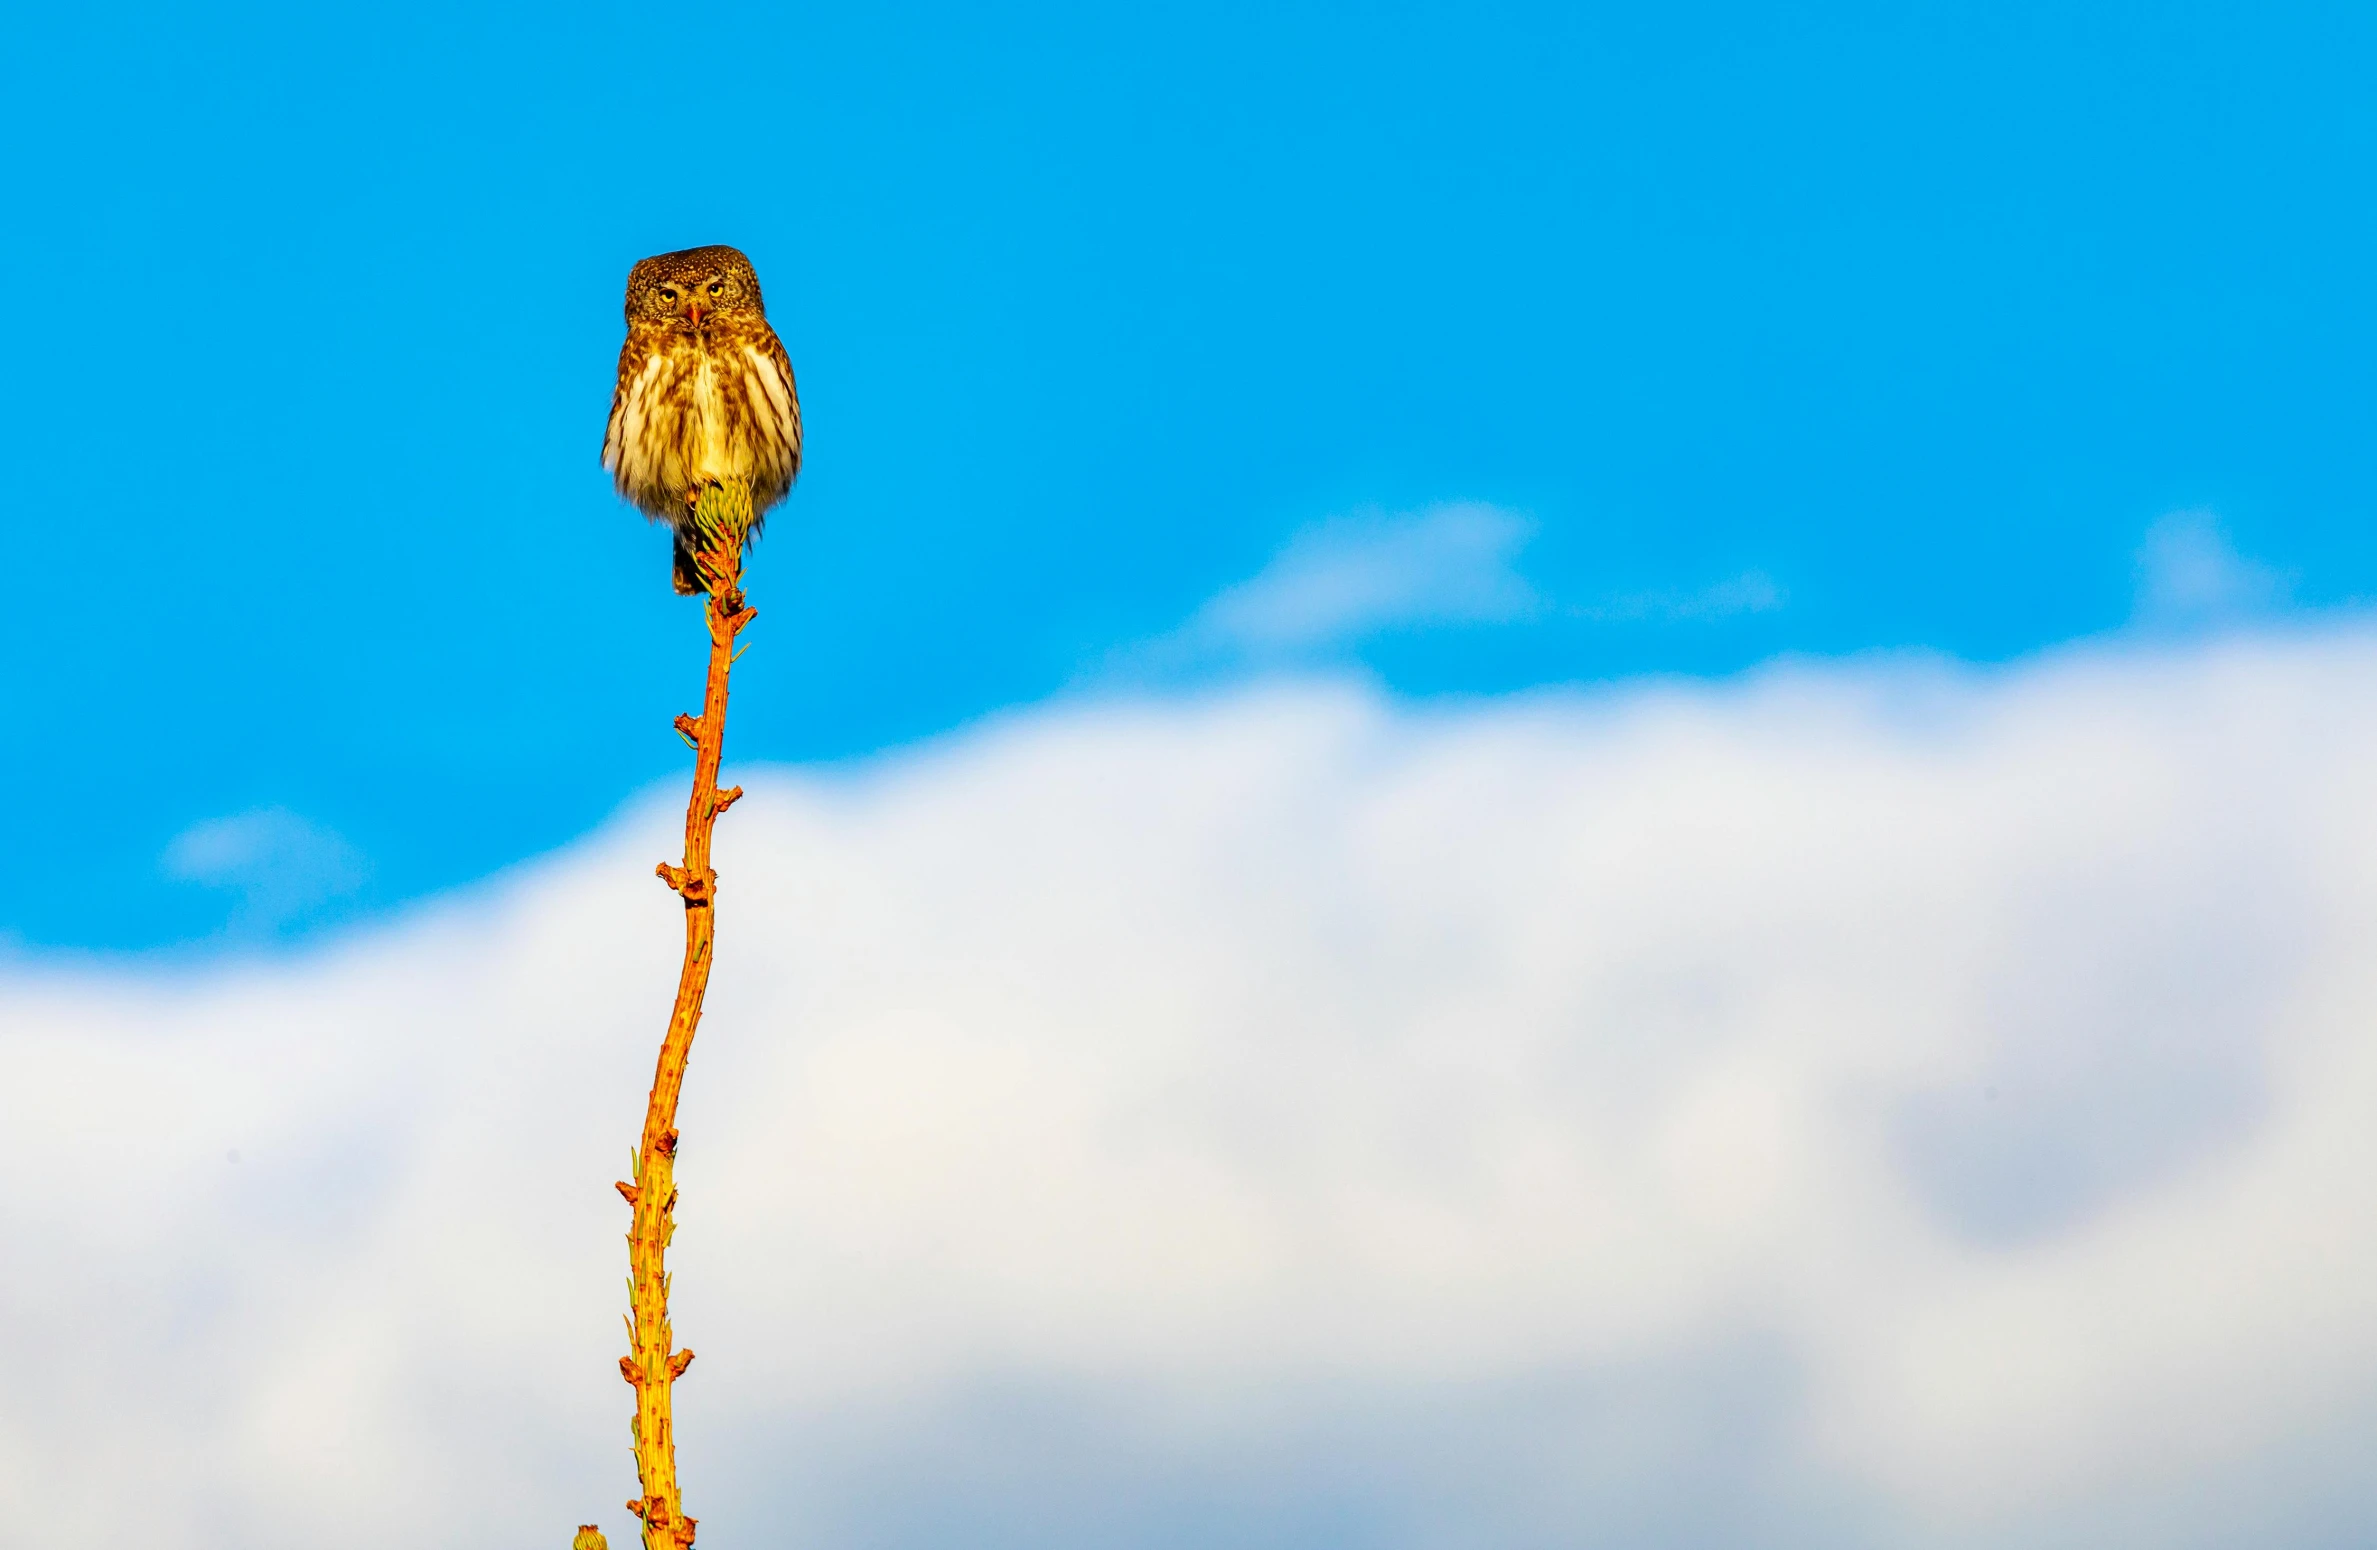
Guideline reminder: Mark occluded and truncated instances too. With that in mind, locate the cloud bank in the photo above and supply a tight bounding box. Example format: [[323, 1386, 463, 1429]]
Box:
[[11, 624, 2377, 1547]]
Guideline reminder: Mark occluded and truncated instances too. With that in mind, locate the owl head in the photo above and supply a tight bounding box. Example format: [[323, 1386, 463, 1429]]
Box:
[[624, 245, 767, 329]]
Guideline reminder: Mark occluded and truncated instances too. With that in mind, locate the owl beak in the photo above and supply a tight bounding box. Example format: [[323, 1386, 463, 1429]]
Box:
[[685, 300, 706, 328]]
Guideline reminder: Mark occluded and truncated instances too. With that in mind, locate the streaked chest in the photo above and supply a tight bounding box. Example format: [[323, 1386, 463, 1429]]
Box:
[[611, 324, 794, 486], [619, 341, 713, 453]]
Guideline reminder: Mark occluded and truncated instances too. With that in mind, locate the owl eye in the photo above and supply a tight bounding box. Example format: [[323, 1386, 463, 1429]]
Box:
[[708, 281, 724, 296], [657, 286, 677, 303]]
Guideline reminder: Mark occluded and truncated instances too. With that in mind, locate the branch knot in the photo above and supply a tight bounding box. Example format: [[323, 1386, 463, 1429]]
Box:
[[654, 864, 716, 905]]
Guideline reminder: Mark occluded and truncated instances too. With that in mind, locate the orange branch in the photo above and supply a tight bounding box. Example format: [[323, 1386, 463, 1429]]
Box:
[[613, 479, 757, 1550]]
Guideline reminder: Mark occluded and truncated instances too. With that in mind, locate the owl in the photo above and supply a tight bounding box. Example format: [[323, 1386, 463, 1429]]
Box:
[[602, 245, 802, 593]]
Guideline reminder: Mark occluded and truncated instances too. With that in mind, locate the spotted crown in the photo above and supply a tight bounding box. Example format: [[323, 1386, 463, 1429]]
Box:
[[623, 245, 767, 320]]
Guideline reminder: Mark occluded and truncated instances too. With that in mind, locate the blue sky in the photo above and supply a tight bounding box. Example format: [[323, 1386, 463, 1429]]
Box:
[[8, 0, 2377, 946]]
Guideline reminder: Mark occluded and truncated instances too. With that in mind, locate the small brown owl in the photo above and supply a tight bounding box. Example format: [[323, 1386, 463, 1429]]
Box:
[[602, 245, 802, 593]]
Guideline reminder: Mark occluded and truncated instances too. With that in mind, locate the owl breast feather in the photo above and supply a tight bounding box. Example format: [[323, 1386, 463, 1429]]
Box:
[[603, 326, 801, 520]]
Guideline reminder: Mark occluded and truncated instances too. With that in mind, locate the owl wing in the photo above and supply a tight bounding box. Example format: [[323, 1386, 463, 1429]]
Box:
[[601, 331, 652, 476], [754, 323, 802, 481]]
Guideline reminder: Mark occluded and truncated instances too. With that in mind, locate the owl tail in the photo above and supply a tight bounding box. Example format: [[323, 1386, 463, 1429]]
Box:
[[671, 531, 703, 596]]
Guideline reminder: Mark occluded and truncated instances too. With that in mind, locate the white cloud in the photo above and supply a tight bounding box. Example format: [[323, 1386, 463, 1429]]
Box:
[[2133, 510, 2290, 626], [1573, 568, 1787, 623], [162, 807, 367, 934], [1158, 502, 1539, 661], [1118, 504, 1785, 683], [13, 627, 2377, 1546]]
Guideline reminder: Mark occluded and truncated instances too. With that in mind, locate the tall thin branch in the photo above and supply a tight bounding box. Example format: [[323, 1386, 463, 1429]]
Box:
[[615, 478, 757, 1550]]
